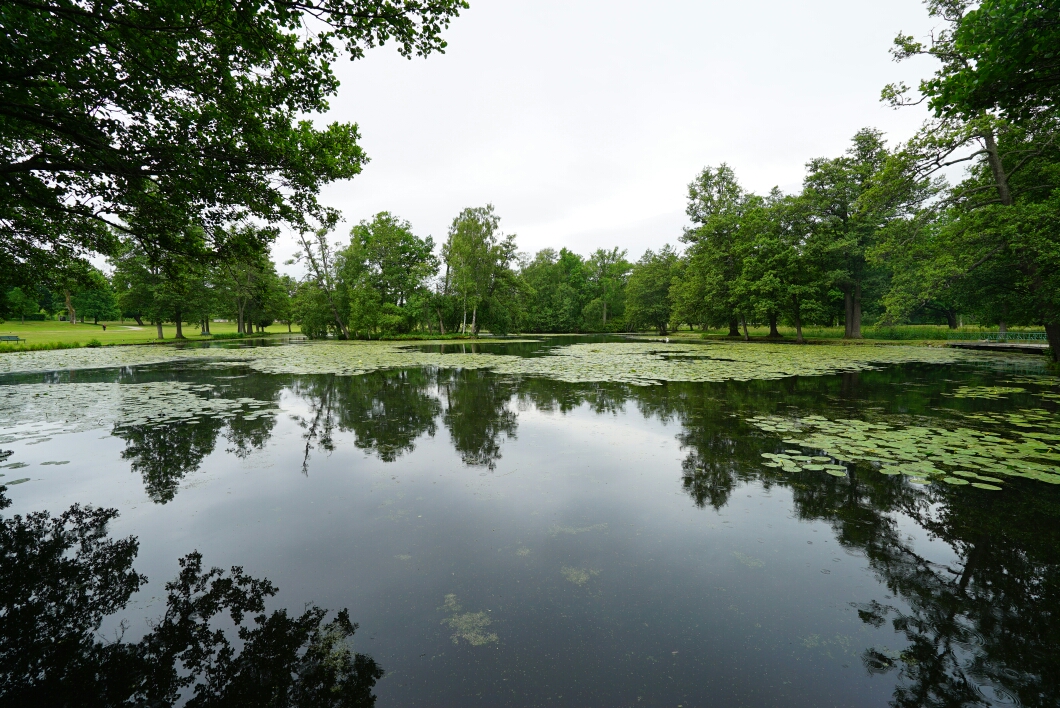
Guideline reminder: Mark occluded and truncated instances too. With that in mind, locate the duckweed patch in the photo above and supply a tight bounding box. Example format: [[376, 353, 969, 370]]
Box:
[[945, 386, 1027, 399], [732, 552, 765, 568], [548, 523, 608, 536], [561, 566, 601, 585], [440, 594, 498, 646]]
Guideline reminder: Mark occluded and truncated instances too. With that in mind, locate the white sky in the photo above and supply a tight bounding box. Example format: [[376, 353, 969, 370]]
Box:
[[276, 0, 942, 270]]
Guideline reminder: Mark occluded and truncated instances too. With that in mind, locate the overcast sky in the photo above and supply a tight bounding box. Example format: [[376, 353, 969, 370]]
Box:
[[277, 0, 942, 269]]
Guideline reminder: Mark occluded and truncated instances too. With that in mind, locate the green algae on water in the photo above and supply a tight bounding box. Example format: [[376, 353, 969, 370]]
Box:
[[732, 552, 764, 569], [561, 566, 601, 585], [440, 594, 498, 646]]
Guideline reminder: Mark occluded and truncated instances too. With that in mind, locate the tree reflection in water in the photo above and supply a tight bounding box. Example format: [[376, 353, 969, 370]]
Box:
[[439, 369, 517, 471], [114, 372, 284, 502], [291, 369, 440, 469], [0, 488, 381, 707], [652, 373, 1060, 708], [98, 360, 1060, 706], [118, 418, 225, 504], [508, 371, 1060, 707]]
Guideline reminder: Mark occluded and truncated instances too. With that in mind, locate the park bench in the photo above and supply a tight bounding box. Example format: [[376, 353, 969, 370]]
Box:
[[0, 336, 25, 342]]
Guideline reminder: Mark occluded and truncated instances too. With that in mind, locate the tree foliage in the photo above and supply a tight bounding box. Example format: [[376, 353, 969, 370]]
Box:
[[1, 0, 467, 280]]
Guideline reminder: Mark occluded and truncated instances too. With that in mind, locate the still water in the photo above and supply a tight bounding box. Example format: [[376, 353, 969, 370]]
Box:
[[1, 337, 1058, 707]]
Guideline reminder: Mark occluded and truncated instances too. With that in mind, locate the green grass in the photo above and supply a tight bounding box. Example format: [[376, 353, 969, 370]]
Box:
[[0, 320, 294, 352], [688, 324, 1045, 343]]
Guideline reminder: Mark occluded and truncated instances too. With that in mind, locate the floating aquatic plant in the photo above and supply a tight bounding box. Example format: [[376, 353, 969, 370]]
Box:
[[732, 552, 764, 568], [548, 523, 608, 536], [748, 410, 1060, 488], [561, 566, 601, 585], [440, 594, 497, 646], [0, 382, 276, 444], [945, 386, 1026, 400], [0, 339, 1020, 386]]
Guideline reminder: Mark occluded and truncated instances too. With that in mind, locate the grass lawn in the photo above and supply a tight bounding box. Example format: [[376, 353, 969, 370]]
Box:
[[658, 324, 1045, 344], [0, 320, 293, 348]]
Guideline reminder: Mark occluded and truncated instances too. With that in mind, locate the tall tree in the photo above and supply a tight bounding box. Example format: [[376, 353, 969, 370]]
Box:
[[441, 205, 518, 334], [800, 129, 893, 338], [678, 164, 753, 335], [3, 287, 39, 324], [69, 267, 120, 325], [342, 212, 437, 308], [626, 246, 679, 335], [585, 247, 631, 330], [295, 224, 351, 339], [882, 2, 1060, 359], [338, 211, 438, 337]]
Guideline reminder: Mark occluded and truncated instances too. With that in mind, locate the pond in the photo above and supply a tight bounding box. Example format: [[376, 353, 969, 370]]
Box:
[[2, 337, 1059, 707]]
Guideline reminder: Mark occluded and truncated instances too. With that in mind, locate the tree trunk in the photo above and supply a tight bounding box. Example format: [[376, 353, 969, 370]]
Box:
[[945, 310, 958, 329], [728, 317, 740, 337], [471, 305, 477, 335], [461, 298, 467, 334], [155, 320, 164, 339], [204, 319, 211, 335], [998, 320, 1007, 335], [437, 309, 445, 335], [1045, 321, 1060, 363], [741, 316, 749, 341], [134, 314, 144, 326], [768, 313, 780, 338], [602, 300, 607, 325], [793, 295, 805, 344], [63, 289, 76, 325], [843, 289, 853, 338], [93, 315, 98, 325], [287, 321, 292, 333], [983, 130, 1014, 206], [844, 283, 863, 339], [174, 310, 185, 339]]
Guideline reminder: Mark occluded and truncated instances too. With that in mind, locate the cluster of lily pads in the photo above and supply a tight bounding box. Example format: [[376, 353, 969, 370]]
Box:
[[749, 411, 1060, 490], [0, 382, 275, 444], [944, 385, 1027, 400], [0, 339, 1014, 386], [112, 384, 276, 431], [513, 342, 984, 385]]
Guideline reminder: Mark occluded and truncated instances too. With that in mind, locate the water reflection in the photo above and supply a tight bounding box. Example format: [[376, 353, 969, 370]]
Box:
[[0, 487, 382, 707], [112, 370, 284, 500], [439, 369, 517, 470], [292, 370, 440, 466], [4, 352, 1059, 706]]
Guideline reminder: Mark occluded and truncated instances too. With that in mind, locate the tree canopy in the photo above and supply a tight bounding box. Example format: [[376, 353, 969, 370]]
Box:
[[1, 0, 467, 281]]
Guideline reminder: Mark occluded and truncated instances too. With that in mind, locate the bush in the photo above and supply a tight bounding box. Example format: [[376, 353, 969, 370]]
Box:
[[86, 338, 102, 348]]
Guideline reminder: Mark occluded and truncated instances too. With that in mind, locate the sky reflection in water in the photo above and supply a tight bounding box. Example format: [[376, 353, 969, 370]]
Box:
[[1, 339, 1058, 707]]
